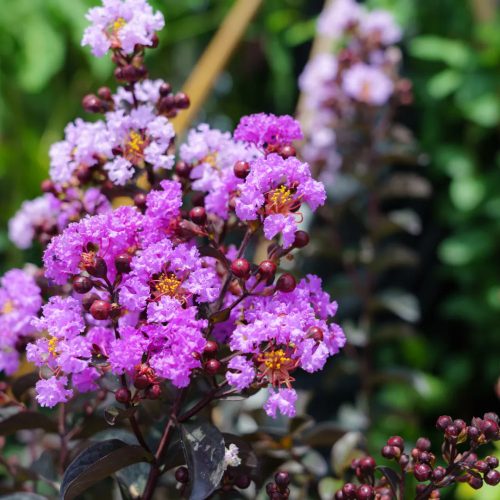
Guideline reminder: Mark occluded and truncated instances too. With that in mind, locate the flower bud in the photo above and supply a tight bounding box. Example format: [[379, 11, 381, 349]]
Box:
[[356, 484, 374, 500], [174, 92, 190, 109], [414, 463, 432, 482], [231, 259, 250, 279], [73, 275, 93, 294], [175, 466, 189, 484], [235, 474, 251, 489], [258, 260, 277, 280], [276, 273, 296, 293], [341, 483, 357, 499], [468, 475, 483, 490], [387, 436, 404, 450], [133, 193, 147, 210], [486, 456, 499, 468], [146, 384, 162, 400], [97, 86, 112, 101], [416, 437, 431, 451], [308, 326, 324, 342], [436, 415, 452, 431], [189, 206, 207, 225], [279, 145, 296, 159], [432, 466, 446, 482], [234, 160, 250, 179], [293, 230, 310, 249], [85, 255, 107, 279], [485, 470, 500, 486], [90, 300, 111, 320], [115, 388, 131, 404], [134, 374, 150, 390], [204, 341, 218, 354], [204, 358, 221, 375], [115, 253, 132, 274], [159, 82, 172, 96], [274, 471, 290, 488], [82, 94, 103, 113], [381, 445, 397, 459], [175, 161, 191, 178], [359, 456, 376, 473]]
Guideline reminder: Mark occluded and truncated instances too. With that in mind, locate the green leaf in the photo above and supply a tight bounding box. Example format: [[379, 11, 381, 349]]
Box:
[[450, 175, 485, 211], [427, 69, 463, 99], [409, 36, 471, 68], [60, 439, 152, 500], [459, 93, 500, 127], [181, 421, 225, 500], [376, 290, 421, 322]]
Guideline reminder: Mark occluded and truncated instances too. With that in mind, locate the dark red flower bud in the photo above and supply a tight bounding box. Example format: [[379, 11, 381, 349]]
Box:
[[486, 456, 499, 468], [115, 253, 132, 273], [432, 466, 446, 482], [175, 160, 191, 178], [134, 374, 150, 390], [359, 456, 376, 473], [414, 464, 432, 482], [205, 359, 221, 375], [82, 293, 100, 312], [445, 425, 460, 439], [97, 86, 112, 101], [82, 94, 103, 113], [274, 471, 290, 488], [482, 419, 499, 440], [133, 193, 147, 210], [484, 412, 499, 423], [189, 206, 207, 225], [356, 484, 374, 500], [416, 437, 431, 451], [146, 384, 162, 400], [341, 483, 357, 499], [258, 260, 277, 280], [468, 475, 483, 490], [204, 341, 218, 354], [159, 82, 172, 96], [474, 460, 489, 473], [175, 466, 189, 484], [381, 445, 397, 459], [399, 454, 410, 468], [234, 160, 250, 179], [335, 491, 344, 500], [90, 300, 111, 320], [454, 419, 466, 431], [485, 470, 500, 486], [308, 326, 324, 342], [293, 230, 310, 249], [85, 255, 107, 278], [158, 94, 175, 112], [174, 92, 190, 109], [73, 275, 93, 294], [41, 179, 56, 194], [279, 145, 296, 159], [150, 33, 159, 48], [231, 258, 251, 279], [115, 387, 131, 404], [436, 415, 453, 431], [387, 436, 404, 450], [276, 273, 296, 293]]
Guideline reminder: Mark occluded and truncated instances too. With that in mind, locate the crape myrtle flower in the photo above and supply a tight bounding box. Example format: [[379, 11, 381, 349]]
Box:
[[105, 106, 175, 185], [227, 275, 345, 417], [113, 78, 165, 108], [234, 113, 303, 152], [44, 205, 143, 285], [180, 124, 257, 219], [342, 62, 394, 106], [0, 269, 42, 374], [359, 9, 402, 46], [317, 0, 362, 39], [82, 0, 164, 57], [235, 153, 326, 248], [49, 118, 113, 185]]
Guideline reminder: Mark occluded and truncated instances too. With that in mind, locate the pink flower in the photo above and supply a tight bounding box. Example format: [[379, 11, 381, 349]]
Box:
[[342, 63, 394, 105]]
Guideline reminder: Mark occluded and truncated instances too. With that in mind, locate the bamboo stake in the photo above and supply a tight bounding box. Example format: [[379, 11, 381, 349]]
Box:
[[171, 0, 264, 136], [470, 0, 497, 23]]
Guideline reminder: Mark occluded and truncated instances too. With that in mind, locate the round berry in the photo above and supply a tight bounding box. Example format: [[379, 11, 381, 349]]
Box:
[[485, 470, 500, 486], [341, 483, 357, 499], [274, 471, 290, 488], [258, 260, 277, 280], [231, 258, 251, 279], [204, 341, 218, 354], [235, 474, 251, 489], [115, 253, 132, 274], [387, 436, 404, 450], [414, 464, 432, 482], [234, 160, 250, 179], [175, 161, 191, 178], [359, 456, 376, 473], [356, 484, 374, 500], [90, 300, 111, 320], [189, 206, 207, 225], [174, 92, 190, 109], [276, 273, 296, 293], [293, 230, 310, 249], [115, 388, 131, 404], [72, 276, 93, 294], [175, 466, 189, 484], [436, 415, 452, 431], [205, 359, 221, 376]]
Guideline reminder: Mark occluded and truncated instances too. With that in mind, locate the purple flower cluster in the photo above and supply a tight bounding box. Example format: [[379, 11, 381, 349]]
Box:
[[82, 0, 164, 57], [299, 0, 405, 178], [0, 269, 42, 374], [3, 0, 346, 423]]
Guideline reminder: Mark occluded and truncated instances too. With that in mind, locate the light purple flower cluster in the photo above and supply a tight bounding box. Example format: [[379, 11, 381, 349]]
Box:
[[235, 153, 326, 248], [226, 275, 345, 417], [82, 0, 164, 57], [299, 0, 404, 178], [0, 269, 42, 375], [4, 0, 346, 423]]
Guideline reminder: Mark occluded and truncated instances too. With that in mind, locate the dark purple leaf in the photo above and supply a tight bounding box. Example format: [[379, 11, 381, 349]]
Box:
[[0, 411, 57, 435]]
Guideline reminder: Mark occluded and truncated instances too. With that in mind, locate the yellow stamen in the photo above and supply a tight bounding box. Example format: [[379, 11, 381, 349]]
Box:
[[203, 152, 218, 168], [156, 273, 181, 297], [48, 336, 59, 356], [1, 300, 14, 315], [269, 186, 292, 207], [261, 349, 291, 371], [127, 131, 146, 154], [112, 17, 127, 33]]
